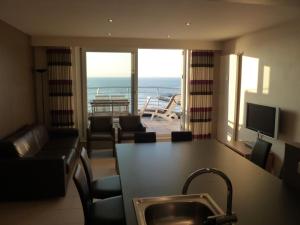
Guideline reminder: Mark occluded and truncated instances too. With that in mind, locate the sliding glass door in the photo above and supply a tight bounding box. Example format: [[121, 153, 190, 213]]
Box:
[[137, 49, 184, 137], [85, 51, 135, 116]]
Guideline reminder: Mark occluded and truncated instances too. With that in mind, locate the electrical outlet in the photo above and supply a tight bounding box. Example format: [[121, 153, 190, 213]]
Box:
[[298, 162, 300, 175]]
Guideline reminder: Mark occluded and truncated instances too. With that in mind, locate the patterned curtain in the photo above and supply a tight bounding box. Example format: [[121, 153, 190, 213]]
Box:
[[47, 48, 74, 127], [189, 50, 214, 139]]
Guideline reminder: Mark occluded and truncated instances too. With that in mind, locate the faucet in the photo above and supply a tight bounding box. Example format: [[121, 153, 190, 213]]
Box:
[[182, 168, 238, 225]]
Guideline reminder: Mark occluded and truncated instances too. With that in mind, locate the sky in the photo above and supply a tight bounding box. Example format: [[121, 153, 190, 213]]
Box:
[[86, 52, 131, 77], [86, 49, 183, 78]]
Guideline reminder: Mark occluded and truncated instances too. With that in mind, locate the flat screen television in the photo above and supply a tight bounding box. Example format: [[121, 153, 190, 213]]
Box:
[[246, 103, 280, 138]]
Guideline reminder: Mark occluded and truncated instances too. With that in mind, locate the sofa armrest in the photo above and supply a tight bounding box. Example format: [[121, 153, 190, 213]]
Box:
[[48, 128, 79, 138], [0, 157, 67, 200]]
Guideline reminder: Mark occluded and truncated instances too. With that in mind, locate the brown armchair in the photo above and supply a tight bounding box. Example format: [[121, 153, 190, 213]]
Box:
[[87, 116, 115, 155], [118, 115, 146, 143]]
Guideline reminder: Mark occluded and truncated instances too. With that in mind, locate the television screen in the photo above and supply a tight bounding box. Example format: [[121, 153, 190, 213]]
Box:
[[246, 103, 279, 138]]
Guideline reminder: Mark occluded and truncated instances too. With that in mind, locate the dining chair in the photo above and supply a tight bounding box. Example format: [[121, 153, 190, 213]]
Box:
[[281, 143, 300, 190], [80, 148, 122, 199], [73, 164, 125, 225], [134, 132, 156, 143], [171, 131, 193, 142], [250, 138, 272, 169]]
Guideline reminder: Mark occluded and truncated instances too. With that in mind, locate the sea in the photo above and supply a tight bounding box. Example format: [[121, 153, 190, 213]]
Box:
[[87, 77, 181, 110]]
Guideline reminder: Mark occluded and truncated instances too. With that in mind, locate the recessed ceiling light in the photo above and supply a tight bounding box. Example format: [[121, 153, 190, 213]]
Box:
[[108, 32, 112, 36], [108, 18, 113, 23], [185, 22, 191, 26]]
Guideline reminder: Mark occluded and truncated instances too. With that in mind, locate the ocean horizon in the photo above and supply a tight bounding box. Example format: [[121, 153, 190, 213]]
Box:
[[87, 77, 181, 88], [87, 77, 181, 110]]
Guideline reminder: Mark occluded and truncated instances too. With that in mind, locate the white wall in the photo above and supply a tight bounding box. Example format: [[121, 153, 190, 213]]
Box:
[[220, 19, 300, 175], [0, 20, 35, 137]]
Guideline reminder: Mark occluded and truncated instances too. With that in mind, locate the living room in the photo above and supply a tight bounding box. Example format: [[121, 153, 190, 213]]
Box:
[[0, 1, 300, 225]]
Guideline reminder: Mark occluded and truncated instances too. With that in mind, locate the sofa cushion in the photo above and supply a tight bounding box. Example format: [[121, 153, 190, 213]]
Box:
[[36, 148, 77, 173], [12, 131, 40, 157], [43, 137, 79, 150], [31, 125, 49, 150], [0, 125, 32, 158], [48, 128, 79, 139]]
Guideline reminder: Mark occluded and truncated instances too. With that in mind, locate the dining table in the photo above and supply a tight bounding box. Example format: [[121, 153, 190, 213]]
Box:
[[116, 140, 300, 225]]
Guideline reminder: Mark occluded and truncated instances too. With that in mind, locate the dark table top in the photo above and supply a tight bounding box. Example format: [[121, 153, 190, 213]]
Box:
[[116, 140, 300, 225]]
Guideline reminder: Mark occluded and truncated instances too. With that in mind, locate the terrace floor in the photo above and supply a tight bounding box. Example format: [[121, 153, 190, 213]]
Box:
[[141, 116, 181, 139]]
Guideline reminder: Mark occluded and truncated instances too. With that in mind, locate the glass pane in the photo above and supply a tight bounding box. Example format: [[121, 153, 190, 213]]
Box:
[[86, 52, 132, 116], [138, 49, 183, 135]]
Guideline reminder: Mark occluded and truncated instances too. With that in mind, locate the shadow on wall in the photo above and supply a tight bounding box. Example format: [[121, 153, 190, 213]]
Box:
[[280, 109, 298, 142]]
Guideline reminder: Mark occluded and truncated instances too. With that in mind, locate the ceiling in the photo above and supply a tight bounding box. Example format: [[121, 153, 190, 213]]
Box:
[[0, 0, 299, 41]]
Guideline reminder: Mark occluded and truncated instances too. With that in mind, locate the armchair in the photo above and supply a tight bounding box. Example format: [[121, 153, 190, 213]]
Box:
[[118, 115, 146, 143], [87, 116, 115, 155]]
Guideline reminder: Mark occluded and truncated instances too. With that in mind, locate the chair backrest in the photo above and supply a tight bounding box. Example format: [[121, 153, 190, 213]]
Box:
[[73, 164, 92, 225], [157, 95, 179, 118], [171, 131, 193, 142], [250, 139, 272, 169], [89, 116, 112, 132], [281, 143, 300, 190], [134, 132, 156, 143], [164, 95, 179, 112], [80, 148, 94, 194], [163, 94, 178, 108], [119, 115, 143, 131], [139, 96, 152, 116]]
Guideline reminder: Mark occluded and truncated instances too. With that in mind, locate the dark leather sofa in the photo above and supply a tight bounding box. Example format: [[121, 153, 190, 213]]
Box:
[[0, 124, 79, 200]]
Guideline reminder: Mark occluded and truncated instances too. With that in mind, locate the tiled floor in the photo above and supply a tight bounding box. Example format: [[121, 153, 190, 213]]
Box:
[[0, 150, 117, 225]]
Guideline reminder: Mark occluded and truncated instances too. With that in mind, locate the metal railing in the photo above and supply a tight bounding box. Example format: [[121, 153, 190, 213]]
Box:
[[87, 86, 181, 112]]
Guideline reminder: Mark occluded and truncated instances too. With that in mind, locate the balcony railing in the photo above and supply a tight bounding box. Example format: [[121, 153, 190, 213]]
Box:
[[87, 86, 181, 113]]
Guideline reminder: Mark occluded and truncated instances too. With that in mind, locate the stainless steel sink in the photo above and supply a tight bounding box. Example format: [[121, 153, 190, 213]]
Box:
[[133, 194, 224, 225]]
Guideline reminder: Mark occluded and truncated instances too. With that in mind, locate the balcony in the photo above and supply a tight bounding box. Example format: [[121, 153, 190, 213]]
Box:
[[87, 86, 181, 136]]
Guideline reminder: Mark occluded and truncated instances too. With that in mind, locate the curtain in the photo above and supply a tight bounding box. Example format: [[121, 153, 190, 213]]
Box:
[[47, 48, 74, 127], [189, 50, 214, 139]]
